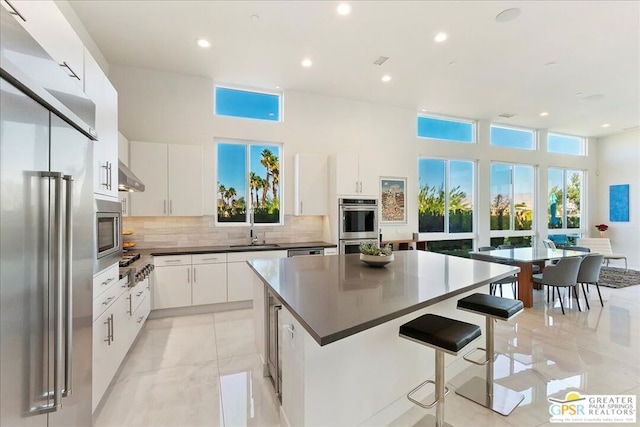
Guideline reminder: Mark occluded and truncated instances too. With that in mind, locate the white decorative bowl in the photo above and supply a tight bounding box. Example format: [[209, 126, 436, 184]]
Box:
[[360, 253, 394, 267]]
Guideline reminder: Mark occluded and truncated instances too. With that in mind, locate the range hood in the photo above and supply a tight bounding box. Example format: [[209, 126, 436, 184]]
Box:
[[118, 160, 145, 192]]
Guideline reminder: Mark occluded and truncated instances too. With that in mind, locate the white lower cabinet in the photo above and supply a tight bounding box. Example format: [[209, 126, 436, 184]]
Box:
[[153, 264, 191, 309], [192, 263, 227, 305], [227, 251, 288, 302], [153, 254, 228, 309], [92, 288, 128, 412]]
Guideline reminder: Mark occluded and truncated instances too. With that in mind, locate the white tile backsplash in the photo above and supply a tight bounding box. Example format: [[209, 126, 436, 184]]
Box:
[[122, 215, 325, 248]]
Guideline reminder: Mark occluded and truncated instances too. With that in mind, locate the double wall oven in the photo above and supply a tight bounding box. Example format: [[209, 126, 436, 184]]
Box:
[[338, 198, 379, 254]]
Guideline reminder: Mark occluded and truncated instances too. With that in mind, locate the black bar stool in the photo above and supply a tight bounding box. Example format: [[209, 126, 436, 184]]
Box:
[[455, 293, 524, 416], [399, 314, 481, 427]]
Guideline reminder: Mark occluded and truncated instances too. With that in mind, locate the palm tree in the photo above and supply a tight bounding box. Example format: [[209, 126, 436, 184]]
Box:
[[260, 149, 274, 203], [259, 176, 269, 207], [225, 187, 237, 213], [249, 172, 260, 209], [218, 184, 226, 209], [270, 153, 280, 202], [491, 194, 510, 229]]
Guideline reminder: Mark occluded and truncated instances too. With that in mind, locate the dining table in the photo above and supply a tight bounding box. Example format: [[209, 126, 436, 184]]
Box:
[[478, 247, 588, 307]]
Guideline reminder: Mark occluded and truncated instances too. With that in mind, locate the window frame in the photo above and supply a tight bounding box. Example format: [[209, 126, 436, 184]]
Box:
[[489, 162, 536, 240], [215, 138, 284, 226], [547, 132, 586, 156], [416, 113, 476, 144], [490, 123, 537, 150], [417, 157, 476, 240], [214, 84, 283, 122]]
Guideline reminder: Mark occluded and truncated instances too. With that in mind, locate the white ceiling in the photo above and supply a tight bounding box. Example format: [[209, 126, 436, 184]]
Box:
[[68, 0, 640, 138]]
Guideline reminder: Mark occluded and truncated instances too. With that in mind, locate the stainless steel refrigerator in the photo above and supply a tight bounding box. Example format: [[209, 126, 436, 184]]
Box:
[[1, 7, 96, 427]]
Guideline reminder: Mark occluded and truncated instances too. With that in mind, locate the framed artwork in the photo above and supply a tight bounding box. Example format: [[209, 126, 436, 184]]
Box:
[[610, 184, 630, 222], [380, 177, 407, 224]]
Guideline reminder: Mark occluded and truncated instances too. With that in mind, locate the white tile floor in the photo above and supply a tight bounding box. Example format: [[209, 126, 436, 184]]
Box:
[[94, 284, 640, 427]]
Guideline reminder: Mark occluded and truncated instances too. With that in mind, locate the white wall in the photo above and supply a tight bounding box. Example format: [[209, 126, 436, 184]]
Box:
[[596, 129, 640, 269], [111, 64, 599, 245]]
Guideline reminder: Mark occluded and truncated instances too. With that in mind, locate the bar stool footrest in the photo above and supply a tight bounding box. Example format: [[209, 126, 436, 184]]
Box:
[[406, 379, 450, 409], [455, 376, 524, 416], [463, 347, 490, 366]]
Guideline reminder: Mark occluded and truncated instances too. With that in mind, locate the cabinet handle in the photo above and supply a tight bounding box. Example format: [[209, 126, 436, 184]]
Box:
[[163, 200, 166, 214], [170, 200, 173, 215], [4, 0, 26, 21], [163, 259, 182, 264], [137, 316, 144, 323], [122, 198, 127, 215], [104, 315, 113, 345], [300, 201, 303, 215], [101, 277, 114, 286], [187, 268, 190, 283], [127, 294, 132, 315], [136, 291, 144, 297], [200, 257, 220, 261], [110, 314, 114, 342], [193, 267, 196, 283], [59, 62, 81, 81], [101, 163, 109, 188], [101, 296, 114, 306], [108, 162, 113, 190]]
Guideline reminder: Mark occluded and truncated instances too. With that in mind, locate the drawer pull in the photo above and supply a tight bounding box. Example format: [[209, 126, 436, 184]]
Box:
[[137, 316, 144, 323], [136, 291, 144, 297], [101, 277, 115, 286], [101, 296, 114, 305], [162, 260, 182, 263], [201, 257, 220, 261]]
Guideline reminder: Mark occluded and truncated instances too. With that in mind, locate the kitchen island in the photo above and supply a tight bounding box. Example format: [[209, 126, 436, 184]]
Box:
[[248, 251, 519, 426]]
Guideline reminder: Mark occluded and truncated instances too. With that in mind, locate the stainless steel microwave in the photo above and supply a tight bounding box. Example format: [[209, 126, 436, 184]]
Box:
[[94, 199, 122, 272]]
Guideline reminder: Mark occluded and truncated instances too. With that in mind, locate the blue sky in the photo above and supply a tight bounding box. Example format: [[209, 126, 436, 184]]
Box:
[[217, 143, 280, 201], [418, 159, 473, 200]]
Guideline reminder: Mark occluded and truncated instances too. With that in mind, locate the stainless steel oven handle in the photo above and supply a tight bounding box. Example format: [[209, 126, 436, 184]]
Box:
[[63, 175, 73, 397]]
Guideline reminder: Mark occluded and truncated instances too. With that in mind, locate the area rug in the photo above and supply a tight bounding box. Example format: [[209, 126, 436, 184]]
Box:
[[598, 267, 640, 288]]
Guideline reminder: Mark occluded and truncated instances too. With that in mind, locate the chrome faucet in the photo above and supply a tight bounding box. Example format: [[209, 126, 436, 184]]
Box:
[[250, 205, 258, 245]]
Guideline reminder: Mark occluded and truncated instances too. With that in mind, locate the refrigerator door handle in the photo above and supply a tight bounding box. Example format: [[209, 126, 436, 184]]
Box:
[[30, 171, 64, 414], [62, 175, 73, 397]]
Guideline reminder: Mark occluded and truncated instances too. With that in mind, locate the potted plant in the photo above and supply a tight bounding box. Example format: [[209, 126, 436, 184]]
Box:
[[595, 223, 609, 238], [359, 242, 394, 266]]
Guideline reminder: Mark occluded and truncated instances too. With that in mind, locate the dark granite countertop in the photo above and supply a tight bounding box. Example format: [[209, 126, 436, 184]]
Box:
[[122, 242, 336, 270], [247, 251, 520, 346]]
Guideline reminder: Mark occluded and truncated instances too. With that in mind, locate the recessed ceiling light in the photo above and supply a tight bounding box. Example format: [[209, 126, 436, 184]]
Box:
[[496, 8, 521, 23], [434, 32, 448, 42], [301, 58, 313, 68], [601, 123, 611, 128], [381, 75, 392, 82], [540, 112, 549, 117], [421, 109, 427, 112], [275, 86, 282, 90], [337, 3, 351, 16], [196, 39, 211, 48]]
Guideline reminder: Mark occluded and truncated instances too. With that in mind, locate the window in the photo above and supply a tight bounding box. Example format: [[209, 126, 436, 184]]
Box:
[[216, 141, 281, 224], [418, 159, 474, 233], [548, 133, 585, 155], [417, 116, 474, 143], [215, 86, 281, 121], [426, 239, 474, 258], [490, 163, 534, 231], [548, 168, 583, 229], [490, 125, 535, 150]]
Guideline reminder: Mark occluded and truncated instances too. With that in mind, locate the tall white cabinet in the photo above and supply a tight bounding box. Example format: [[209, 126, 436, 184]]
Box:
[[84, 49, 118, 198], [294, 153, 328, 216], [129, 141, 203, 216]]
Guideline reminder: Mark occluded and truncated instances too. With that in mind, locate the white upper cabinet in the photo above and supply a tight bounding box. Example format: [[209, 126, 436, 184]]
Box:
[[129, 141, 203, 216], [294, 153, 328, 216], [167, 144, 203, 216], [85, 49, 118, 198], [2, 0, 84, 89], [331, 153, 379, 197]]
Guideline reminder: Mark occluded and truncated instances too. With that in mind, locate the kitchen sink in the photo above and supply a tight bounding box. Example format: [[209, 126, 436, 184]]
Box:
[[229, 243, 280, 249]]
